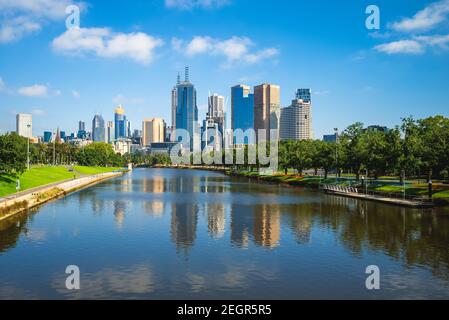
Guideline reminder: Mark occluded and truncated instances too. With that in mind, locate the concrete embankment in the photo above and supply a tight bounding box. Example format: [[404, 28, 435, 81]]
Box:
[[0, 171, 123, 221]]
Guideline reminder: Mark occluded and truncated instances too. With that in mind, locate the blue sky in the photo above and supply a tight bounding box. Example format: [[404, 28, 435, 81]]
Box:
[[1, 0, 449, 139]]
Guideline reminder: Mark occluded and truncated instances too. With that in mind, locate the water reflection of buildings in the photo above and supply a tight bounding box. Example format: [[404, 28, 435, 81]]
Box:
[[253, 204, 280, 248], [114, 201, 127, 228], [231, 204, 280, 249], [284, 204, 313, 245], [206, 203, 226, 239], [170, 203, 199, 252]]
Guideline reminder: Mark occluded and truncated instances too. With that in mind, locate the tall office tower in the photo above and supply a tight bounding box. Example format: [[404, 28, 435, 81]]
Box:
[[16, 113, 32, 138], [254, 83, 281, 143], [126, 120, 132, 138], [175, 67, 198, 151], [296, 88, 311, 103], [231, 85, 254, 145], [142, 118, 166, 146], [92, 114, 106, 142], [208, 93, 225, 134], [78, 121, 85, 132], [171, 73, 180, 133], [280, 97, 313, 141], [114, 105, 127, 139], [106, 121, 115, 144]]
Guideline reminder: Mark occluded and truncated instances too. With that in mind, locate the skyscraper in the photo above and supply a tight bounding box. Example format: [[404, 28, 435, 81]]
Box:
[[92, 114, 106, 142], [142, 118, 166, 146], [175, 67, 198, 151], [43, 131, 52, 143], [114, 105, 127, 139], [107, 121, 115, 144], [254, 83, 281, 142], [16, 113, 32, 138], [78, 121, 85, 132], [171, 73, 180, 133], [231, 85, 254, 145], [296, 88, 311, 103], [208, 93, 225, 135], [280, 97, 313, 141]]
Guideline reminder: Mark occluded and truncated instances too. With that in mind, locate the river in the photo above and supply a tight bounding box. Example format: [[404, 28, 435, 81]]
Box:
[[0, 168, 448, 299]]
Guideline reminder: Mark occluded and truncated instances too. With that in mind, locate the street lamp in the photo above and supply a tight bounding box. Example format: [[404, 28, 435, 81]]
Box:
[[27, 124, 31, 171], [334, 128, 338, 181]]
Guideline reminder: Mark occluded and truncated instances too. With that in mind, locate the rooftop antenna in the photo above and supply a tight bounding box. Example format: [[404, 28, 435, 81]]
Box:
[[177, 72, 181, 85], [185, 66, 189, 82]]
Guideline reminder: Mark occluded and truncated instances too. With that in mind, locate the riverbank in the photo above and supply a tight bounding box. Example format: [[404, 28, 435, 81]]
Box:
[[146, 165, 449, 207], [0, 165, 122, 198], [0, 171, 124, 221]]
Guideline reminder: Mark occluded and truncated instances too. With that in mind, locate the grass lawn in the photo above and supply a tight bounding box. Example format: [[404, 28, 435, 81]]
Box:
[[73, 166, 122, 175], [0, 165, 123, 198]]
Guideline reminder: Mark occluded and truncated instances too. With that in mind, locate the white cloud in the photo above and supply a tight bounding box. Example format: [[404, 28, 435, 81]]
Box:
[[113, 94, 145, 106], [391, 0, 449, 33], [0, 16, 41, 43], [72, 90, 80, 98], [52, 28, 164, 64], [165, 0, 230, 10], [0, 0, 86, 43], [374, 34, 449, 54], [374, 39, 424, 54], [18, 84, 48, 97], [31, 108, 46, 116], [173, 36, 279, 66]]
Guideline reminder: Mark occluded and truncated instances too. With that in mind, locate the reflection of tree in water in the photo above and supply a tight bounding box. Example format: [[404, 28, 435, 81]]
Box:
[[316, 195, 449, 280], [0, 210, 31, 253], [282, 203, 313, 245]]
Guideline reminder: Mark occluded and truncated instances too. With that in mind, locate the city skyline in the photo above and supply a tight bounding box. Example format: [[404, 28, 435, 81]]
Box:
[[1, 1, 449, 140]]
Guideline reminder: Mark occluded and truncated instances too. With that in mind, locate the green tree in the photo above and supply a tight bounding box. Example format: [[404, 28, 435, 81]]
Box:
[[0, 132, 27, 176]]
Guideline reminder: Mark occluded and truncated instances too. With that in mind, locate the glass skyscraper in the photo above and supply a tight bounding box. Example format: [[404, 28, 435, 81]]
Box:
[[114, 105, 127, 140], [92, 114, 105, 142], [175, 67, 198, 151], [296, 88, 311, 103], [231, 85, 254, 145]]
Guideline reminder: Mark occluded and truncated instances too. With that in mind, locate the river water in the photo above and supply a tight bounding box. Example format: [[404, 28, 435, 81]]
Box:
[[0, 168, 448, 299]]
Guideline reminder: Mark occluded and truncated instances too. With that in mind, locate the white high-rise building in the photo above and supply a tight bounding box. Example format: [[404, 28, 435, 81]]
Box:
[[107, 121, 115, 143], [280, 98, 313, 141], [16, 113, 32, 138]]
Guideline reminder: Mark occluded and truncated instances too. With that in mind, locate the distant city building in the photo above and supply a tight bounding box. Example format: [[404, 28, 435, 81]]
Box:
[[77, 130, 87, 140], [114, 105, 128, 139], [78, 121, 85, 132], [280, 97, 313, 141], [149, 142, 180, 155], [365, 125, 389, 133], [132, 129, 142, 145], [114, 138, 132, 155], [165, 126, 173, 143], [296, 88, 312, 103], [171, 73, 180, 133], [231, 85, 254, 145], [60, 131, 66, 141], [106, 121, 115, 144], [323, 133, 338, 143], [142, 118, 166, 146], [208, 93, 226, 136], [92, 114, 106, 142], [254, 83, 281, 143], [201, 117, 222, 153], [43, 131, 52, 143], [175, 67, 198, 151], [16, 113, 32, 138]]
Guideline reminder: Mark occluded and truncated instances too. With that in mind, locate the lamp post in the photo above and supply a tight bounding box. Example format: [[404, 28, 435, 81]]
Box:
[[53, 130, 56, 166], [334, 128, 338, 181], [26, 124, 31, 171]]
